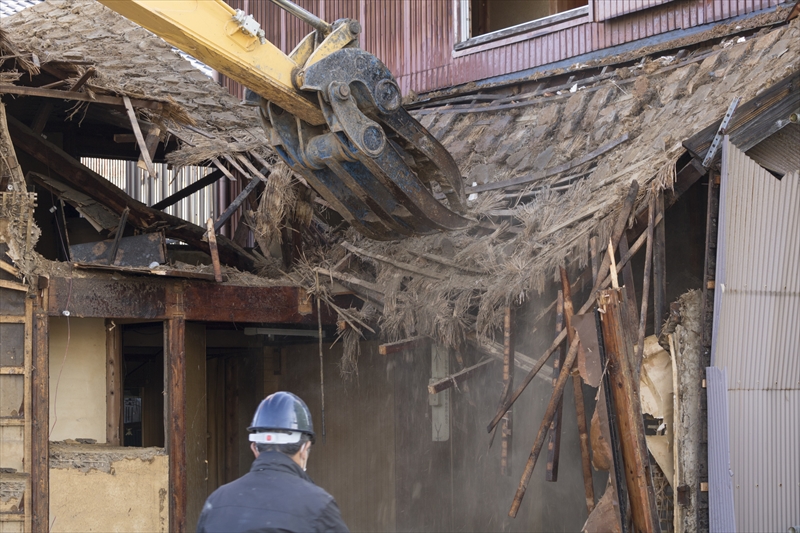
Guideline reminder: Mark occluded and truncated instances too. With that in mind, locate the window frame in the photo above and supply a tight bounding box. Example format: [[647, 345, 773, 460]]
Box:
[[453, 2, 591, 56]]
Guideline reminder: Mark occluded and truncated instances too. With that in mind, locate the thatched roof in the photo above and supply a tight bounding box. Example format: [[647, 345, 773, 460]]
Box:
[[1, 0, 269, 165]]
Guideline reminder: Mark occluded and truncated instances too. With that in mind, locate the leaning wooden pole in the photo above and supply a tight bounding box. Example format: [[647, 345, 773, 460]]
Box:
[[508, 335, 580, 518], [545, 291, 565, 482], [597, 288, 660, 533], [559, 266, 595, 514]]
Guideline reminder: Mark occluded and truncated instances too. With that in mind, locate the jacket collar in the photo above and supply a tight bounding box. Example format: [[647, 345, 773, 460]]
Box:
[[250, 450, 312, 482]]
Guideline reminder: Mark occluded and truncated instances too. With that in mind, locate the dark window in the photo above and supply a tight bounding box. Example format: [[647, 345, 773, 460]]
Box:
[[471, 0, 588, 37]]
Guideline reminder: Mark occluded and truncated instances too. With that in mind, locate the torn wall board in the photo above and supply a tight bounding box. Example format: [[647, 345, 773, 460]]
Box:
[[640, 335, 675, 487], [70, 232, 166, 267], [28, 172, 119, 232]]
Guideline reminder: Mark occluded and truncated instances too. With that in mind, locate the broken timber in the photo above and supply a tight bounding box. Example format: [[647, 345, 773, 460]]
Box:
[[597, 288, 660, 533], [206, 218, 223, 283], [0, 83, 163, 110], [545, 291, 566, 482], [428, 358, 494, 394], [501, 305, 515, 477], [7, 115, 259, 272], [379, 336, 429, 355]]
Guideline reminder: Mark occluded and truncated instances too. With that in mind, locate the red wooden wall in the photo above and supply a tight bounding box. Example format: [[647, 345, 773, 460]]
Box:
[[222, 0, 781, 96]]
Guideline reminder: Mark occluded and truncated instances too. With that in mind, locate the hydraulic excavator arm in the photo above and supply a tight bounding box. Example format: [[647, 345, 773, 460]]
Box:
[[97, 0, 469, 240]]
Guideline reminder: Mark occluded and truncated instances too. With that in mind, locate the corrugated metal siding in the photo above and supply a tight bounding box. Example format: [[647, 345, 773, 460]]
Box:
[[220, 0, 779, 95], [727, 389, 800, 533], [712, 138, 800, 533], [82, 158, 217, 228], [713, 140, 800, 390], [706, 366, 737, 533]]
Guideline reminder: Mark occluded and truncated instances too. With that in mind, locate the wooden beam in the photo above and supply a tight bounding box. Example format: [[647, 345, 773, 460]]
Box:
[[0, 83, 163, 110], [31, 101, 54, 134], [105, 319, 122, 446], [206, 218, 223, 283], [166, 316, 187, 533], [427, 358, 494, 394], [123, 96, 157, 179], [214, 175, 262, 233], [597, 288, 660, 533], [150, 169, 224, 211], [211, 157, 237, 182], [0, 259, 20, 278], [31, 287, 49, 533], [636, 194, 657, 371], [559, 266, 595, 514], [0, 279, 27, 291], [137, 126, 161, 173], [7, 115, 259, 271], [68, 67, 96, 92], [108, 207, 129, 266], [545, 291, 566, 482], [379, 336, 429, 355], [113, 133, 137, 143]]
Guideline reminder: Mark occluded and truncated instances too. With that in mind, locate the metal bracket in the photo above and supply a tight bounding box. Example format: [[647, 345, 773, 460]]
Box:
[[232, 9, 266, 44], [703, 96, 741, 168]]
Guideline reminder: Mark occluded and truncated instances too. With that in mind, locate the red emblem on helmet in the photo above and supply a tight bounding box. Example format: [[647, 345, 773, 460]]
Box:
[[266, 435, 272, 441]]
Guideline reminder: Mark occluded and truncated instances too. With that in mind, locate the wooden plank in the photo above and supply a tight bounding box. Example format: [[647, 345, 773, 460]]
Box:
[[0, 84, 163, 110], [0, 367, 25, 375], [213, 176, 261, 233], [636, 194, 657, 370], [166, 316, 187, 533], [137, 126, 161, 173], [545, 291, 565, 482], [427, 358, 494, 394], [501, 305, 514, 477], [105, 319, 122, 446], [206, 219, 224, 283], [68, 68, 96, 92], [379, 336, 429, 355], [0, 280, 27, 292], [150, 169, 224, 210], [597, 288, 660, 533], [211, 158, 237, 182], [559, 266, 595, 514], [123, 96, 157, 179], [0, 260, 20, 278], [0, 315, 26, 323]]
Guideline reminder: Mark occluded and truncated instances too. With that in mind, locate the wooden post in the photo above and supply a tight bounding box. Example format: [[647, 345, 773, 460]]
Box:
[[501, 305, 515, 476], [545, 291, 565, 482], [106, 319, 123, 445], [597, 288, 660, 533], [166, 316, 187, 533], [206, 218, 223, 283], [560, 266, 595, 514], [653, 190, 666, 334], [31, 286, 49, 533], [122, 95, 157, 179], [617, 233, 639, 326]]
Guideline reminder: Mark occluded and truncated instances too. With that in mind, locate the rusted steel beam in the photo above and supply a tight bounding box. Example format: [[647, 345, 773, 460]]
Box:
[[501, 305, 515, 477], [379, 336, 429, 355], [166, 316, 187, 533], [31, 289, 49, 533], [545, 291, 566, 482], [560, 266, 595, 514], [597, 288, 660, 533], [428, 358, 494, 394], [509, 333, 580, 518]]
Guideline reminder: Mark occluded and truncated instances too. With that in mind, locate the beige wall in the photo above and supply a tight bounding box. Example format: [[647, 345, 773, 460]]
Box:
[[49, 318, 107, 443], [50, 448, 168, 533]]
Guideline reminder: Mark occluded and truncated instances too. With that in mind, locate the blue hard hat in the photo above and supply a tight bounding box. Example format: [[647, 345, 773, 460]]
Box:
[[248, 391, 315, 443]]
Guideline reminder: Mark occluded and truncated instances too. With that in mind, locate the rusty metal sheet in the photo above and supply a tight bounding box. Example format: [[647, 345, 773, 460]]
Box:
[[69, 232, 166, 267]]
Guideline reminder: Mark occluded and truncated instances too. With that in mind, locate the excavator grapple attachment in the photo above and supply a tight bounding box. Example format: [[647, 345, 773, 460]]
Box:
[[95, 0, 469, 239], [263, 47, 469, 239]]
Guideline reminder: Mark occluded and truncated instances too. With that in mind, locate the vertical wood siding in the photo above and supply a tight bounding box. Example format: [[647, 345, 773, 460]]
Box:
[[222, 0, 779, 96]]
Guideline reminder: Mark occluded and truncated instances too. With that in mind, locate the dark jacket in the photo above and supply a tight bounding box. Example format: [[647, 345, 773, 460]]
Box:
[[196, 451, 349, 533]]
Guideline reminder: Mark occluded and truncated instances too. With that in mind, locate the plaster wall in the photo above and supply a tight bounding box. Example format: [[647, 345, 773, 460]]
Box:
[[48, 317, 107, 442], [49, 453, 168, 533]]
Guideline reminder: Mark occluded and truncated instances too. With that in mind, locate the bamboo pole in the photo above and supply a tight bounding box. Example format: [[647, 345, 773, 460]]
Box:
[[508, 334, 581, 518], [545, 291, 565, 482], [597, 288, 660, 533], [501, 305, 515, 476], [560, 266, 595, 514]]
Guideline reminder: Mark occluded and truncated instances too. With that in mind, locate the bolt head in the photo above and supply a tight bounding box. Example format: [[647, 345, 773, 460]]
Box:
[[348, 20, 362, 35]]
